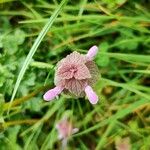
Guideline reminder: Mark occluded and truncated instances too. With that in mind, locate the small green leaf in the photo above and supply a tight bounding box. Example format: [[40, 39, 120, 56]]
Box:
[[22, 97, 41, 112], [120, 28, 134, 37], [30, 98, 42, 112], [115, 37, 138, 50], [0, 94, 4, 116], [97, 42, 110, 67], [96, 56, 110, 67], [7, 126, 21, 150], [2, 35, 18, 54], [14, 29, 26, 45], [99, 42, 109, 52]]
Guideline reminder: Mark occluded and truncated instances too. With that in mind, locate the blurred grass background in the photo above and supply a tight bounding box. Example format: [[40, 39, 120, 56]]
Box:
[[0, 0, 150, 149]]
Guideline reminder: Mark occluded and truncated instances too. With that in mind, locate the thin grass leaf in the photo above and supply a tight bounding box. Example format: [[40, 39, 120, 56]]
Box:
[[96, 121, 116, 150], [133, 70, 150, 74], [0, 0, 16, 3], [8, 0, 68, 114], [101, 52, 150, 64], [20, 99, 63, 136], [73, 98, 149, 137], [101, 78, 150, 100]]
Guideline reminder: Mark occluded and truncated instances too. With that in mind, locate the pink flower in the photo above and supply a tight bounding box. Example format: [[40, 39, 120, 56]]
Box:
[[56, 118, 78, 148], [56, 118, 78, 140], [115, 137, 131, 150], [43, 45, 99, 104]]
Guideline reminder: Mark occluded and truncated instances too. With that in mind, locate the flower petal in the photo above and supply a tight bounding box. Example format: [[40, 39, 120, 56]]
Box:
[[65, 51, 86, 64], [54, 72, 66, 87], [57, 64, 74, 79], [65, 78, 87, 96], [86, 45, 98, 61], [43, 86, 63, 101], [85, 61, 100, 86], [85, 85, 98, 104], [74, 64, 91, 79]]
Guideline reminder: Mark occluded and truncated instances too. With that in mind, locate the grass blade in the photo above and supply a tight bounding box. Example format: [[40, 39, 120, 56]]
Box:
[[73, 98, 149, 137], [8, 0, 68, 114]]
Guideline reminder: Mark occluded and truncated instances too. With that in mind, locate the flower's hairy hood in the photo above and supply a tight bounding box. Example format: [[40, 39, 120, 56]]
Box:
[[54, 51, 99, 96], [44, 45, 100, 105], [56, 51, 91, 80]]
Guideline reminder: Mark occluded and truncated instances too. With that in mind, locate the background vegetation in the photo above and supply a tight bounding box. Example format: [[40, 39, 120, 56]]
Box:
[[0, 0, 150, 149]]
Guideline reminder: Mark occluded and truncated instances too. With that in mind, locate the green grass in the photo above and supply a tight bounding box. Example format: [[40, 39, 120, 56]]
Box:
[[0, 0, 150, 149], [8, 0, 68, 115]]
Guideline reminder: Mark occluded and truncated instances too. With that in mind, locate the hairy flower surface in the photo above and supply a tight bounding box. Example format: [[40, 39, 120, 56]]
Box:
[[43, 45, 100, 104]]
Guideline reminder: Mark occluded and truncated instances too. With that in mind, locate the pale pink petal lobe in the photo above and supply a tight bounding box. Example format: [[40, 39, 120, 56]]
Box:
[[74, 64, 91, 79], [57, 64, 74, 79], [65, 51, 86, 64], [85, 85, 98, 104], [86, 45, 98, 61], [43, 86, 63, 101], [65, 78, 87, 96]]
